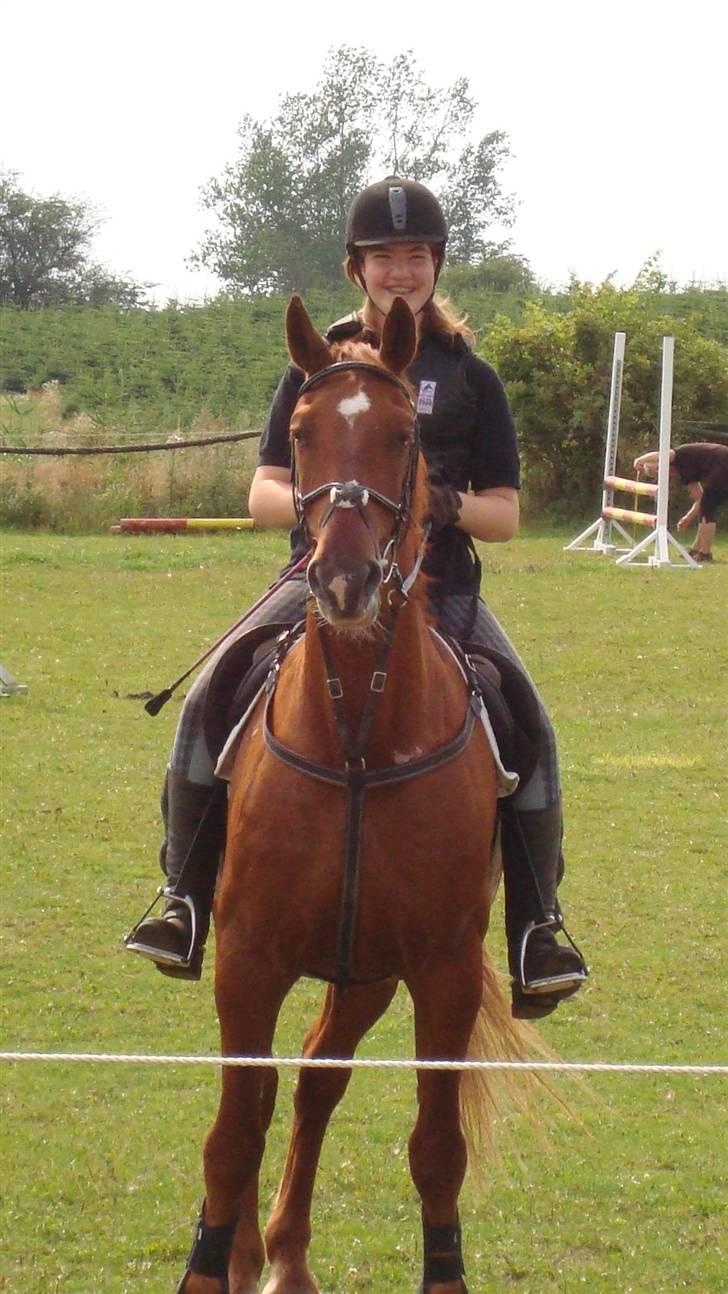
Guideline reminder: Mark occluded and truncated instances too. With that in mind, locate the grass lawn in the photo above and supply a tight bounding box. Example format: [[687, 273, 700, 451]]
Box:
[[1, 528, 725, 1293]]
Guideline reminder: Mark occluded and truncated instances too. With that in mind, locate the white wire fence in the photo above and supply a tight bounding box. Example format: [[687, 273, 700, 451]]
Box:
[[1, 1051, 726, 1076]]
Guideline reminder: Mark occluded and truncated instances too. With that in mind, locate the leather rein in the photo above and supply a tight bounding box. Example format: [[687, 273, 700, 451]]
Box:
[[265, 359, 482, 987]]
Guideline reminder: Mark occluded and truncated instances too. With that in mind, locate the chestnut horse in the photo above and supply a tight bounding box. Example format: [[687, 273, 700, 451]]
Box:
[[178, 296, 534, 1294]]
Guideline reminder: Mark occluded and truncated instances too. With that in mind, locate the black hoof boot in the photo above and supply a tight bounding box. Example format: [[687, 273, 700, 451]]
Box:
[[418, 1216, 468, 1292], [176, 1202, 236, 1292]]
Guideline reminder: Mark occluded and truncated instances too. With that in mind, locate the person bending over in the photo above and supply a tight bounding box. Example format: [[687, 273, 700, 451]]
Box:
[[634, 442, 728, 562]]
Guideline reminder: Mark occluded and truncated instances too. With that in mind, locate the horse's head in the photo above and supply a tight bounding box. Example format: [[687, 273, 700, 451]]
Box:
[[286, 295, 425, 632]]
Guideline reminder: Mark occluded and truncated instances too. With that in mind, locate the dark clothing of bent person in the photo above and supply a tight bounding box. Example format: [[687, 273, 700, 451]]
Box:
[[634, 441, 728, 562]]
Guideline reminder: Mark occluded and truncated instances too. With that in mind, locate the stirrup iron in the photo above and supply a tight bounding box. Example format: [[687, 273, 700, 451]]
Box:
[[124, 887, 198, 968], [517, 914, 588, 994]]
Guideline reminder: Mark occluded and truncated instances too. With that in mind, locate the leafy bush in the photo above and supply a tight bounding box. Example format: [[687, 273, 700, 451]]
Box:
[[1, 282, 726, 528], [485, 285, 728, 516]]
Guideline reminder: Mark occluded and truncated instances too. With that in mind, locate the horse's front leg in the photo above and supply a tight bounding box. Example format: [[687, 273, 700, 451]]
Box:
[[262, 977, 398, 1294], [179, 957, 292, 1294], [406, 945, 484, 1294]]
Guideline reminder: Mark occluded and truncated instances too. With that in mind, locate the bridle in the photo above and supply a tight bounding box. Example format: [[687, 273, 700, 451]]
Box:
[[292, 361, 426, 597]]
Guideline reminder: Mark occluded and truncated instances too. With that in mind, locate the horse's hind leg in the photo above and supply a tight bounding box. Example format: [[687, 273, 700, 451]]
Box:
[[406, 947, 483, 1294], [262, 977, 398, 1294]]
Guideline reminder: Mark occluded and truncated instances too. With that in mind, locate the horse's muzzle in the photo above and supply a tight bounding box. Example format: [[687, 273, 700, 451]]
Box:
[[307, 556, 383, 628]]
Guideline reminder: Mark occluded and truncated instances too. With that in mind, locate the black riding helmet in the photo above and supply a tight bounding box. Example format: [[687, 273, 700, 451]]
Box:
[[345, 177, 448, 308], [346, 176, 448, 251]]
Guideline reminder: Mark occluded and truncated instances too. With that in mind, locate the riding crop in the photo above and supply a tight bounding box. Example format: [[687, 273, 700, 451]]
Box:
[[144, 551, 311, 716]]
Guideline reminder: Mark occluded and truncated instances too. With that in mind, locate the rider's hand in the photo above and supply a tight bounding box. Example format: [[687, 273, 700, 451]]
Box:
[[425, 470, 461, 534]]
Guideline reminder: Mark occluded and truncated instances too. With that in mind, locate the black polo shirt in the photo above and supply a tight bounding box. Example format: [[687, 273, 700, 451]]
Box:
[[258, 319, 520, 600]]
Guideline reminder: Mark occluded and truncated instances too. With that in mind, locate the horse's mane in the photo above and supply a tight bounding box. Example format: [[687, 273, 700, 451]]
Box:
[[329, 338, 374, 363], [329, 335, 401, 372], [329, 336, 418, 407]]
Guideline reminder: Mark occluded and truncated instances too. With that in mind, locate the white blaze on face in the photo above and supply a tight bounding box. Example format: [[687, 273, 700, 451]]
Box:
[[329, 575, 350, 610], [337, 389, 371, 425]]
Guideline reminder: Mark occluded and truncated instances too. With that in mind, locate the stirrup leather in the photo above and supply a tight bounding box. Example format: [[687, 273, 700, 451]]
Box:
[[517, 914, 588, 995], [124, 887, 198, 968]]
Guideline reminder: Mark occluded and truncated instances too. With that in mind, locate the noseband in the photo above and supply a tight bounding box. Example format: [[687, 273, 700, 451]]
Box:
[[292, 361, 423, 594]]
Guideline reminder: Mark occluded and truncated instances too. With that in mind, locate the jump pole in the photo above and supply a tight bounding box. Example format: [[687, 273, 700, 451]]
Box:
[[565, 332, 632, 554], [111, 518, 257, 535], [615, 338, 698, 568]]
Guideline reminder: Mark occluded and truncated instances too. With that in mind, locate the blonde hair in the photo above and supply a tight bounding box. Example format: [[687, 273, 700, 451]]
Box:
[[344, 253, 475, 348]]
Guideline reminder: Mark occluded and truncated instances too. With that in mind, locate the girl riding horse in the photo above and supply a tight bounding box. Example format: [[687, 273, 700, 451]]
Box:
[[126, 175, 587, 1019]]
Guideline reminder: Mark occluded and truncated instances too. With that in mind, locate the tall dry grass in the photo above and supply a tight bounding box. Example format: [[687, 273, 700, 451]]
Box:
[[0, 385, 260, 531]]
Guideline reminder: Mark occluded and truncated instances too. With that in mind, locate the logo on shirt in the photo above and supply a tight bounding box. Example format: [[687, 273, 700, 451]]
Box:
[[416, 380, 437, 415]]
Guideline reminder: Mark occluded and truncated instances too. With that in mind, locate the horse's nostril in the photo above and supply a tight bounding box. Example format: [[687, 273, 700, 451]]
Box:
[[363, 561, 383, 601], [307, 561, 322, 598]]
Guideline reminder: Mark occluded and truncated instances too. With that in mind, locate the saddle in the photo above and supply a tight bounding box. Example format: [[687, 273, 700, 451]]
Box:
[[204, 623, 541, 792], [203, 621, 297, 761], [448, 637, 541, 789]]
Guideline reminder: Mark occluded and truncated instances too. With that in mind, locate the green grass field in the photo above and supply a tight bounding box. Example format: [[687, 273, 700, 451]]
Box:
[[1, 529, 726, 1293]]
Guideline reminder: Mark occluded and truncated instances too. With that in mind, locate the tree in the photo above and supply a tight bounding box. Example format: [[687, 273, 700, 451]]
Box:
[[0, 170, 145, 308], [192, 46, 517, 295], [440, 132, 515, 264], [192, 47, 377, 296]]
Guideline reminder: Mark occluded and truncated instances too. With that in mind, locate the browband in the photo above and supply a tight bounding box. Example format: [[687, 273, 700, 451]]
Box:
[[297, 361, 414, 408]]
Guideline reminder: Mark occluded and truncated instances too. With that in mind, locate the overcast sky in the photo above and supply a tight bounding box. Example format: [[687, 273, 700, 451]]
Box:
[[3, 0, 726, 303]]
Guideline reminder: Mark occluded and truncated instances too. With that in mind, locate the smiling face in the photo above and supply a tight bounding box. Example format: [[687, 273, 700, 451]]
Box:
[[359, 243, 437, 318]]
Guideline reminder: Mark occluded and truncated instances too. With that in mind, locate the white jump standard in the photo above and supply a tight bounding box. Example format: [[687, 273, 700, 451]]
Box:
[[565, 335, 698, 569], [565, 332, 630, 554]]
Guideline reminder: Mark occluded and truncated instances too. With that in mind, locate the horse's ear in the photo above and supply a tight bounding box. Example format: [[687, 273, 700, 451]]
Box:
[[379, 296, 417, 376], [286, 295, 333, 376]]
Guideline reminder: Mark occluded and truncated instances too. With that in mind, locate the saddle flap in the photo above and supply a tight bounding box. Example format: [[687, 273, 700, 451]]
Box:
[[202, 622, 296, 759], [451, 639, 542, 789]]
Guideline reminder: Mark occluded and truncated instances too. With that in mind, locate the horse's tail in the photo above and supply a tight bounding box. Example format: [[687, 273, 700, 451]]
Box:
[[460, 945, 565, 1174]]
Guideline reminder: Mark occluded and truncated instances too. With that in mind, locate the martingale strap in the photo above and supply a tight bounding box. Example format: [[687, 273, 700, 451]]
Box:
[[261, 631, 484, 986]]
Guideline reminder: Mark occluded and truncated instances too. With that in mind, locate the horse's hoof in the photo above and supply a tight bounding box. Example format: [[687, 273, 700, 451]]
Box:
[[417, 1281, 468, 1293], [176, 1270, 229, 1293]]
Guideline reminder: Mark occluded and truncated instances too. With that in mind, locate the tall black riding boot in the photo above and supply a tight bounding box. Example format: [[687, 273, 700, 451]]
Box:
[[500, 801, 588, 1019], [125, 767, 227, 981]]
